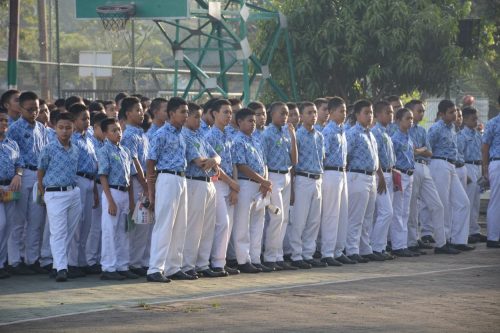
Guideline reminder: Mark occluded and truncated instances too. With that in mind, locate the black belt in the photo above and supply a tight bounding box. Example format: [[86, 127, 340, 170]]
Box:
[[395, 167, 414, 176], [109, 185, 129, 192], [490, 157, 500, 162], [431, 156, 456, 164], [268, 169, 289, 174], [238, 176, 259, 183], [158, 169, 185, 177], [95, 179, 101, 185], [465, 160, 481, 165], [0, 179, 12, 186], [415, 159, 428, 165], [348, 169, 375, 176], [296, 171, 321, 180], [45, 185, 76, 192], [77, 172, 95, 180], [324, 166, 345, 172], [455, 162, 465, 168], [25, 165, 37, 171], [381, 168, 393, 173], [187, 176, 211, 182]]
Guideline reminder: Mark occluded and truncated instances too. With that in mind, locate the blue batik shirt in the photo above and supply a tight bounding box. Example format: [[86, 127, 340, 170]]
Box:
[[182, 127, 218, 177], [121, 125, 149, 172], [90, 135, 105, 151], [391, 129, 415, 171], [7, 117, 47, 168], [38, 139, 79, 187], [387, 122, 399, 136], [146, 123, 163, 142], [199, 119, 210, 137], [409, 124, 431, 162], [322, 121, 347, 168], [483, 115, 500, 159], [295, 126, 324, 175], [458, 127, 481, 162], [0, 137, 21, 180], [205, 126, 233, 177], [262, 124, 292, 171], [371, 122, 396, 170], [148, 122, 186, 172], [346, 122, 379, 172], [8, 116, 16, 126], [71, 132, 98, 176], [314, 123, 325, 132], [225, 125, 239, 141], [427, 120, 458, 160], [231, 131, 266, 177], [252, 128, 265, 148], [46, 127, 57, 143], [97, 140, 132, 187]]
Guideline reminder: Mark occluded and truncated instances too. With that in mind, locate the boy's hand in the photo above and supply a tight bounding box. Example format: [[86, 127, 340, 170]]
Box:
[[260, 179, 272, 190], [9, 175, 21, 192], [93, 190, 99, 208], [377, 176, 387, 194], [108, 199, 118, 216], [259, 184, 271, 197], [229, 179, 240, 193], [38, 183, 44, 198], [202, 158, 218, 170], [229, 189, 238, 205], [287, 123, 296, 137], [148, 191, 155, 212]]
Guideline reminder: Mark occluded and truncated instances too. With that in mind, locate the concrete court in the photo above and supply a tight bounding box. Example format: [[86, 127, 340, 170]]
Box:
[[0, 242, 499, 332]]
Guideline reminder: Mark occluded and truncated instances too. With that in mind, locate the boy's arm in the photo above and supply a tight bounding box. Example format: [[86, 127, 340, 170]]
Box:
[[100, 175, 117, 216], [146, 159, 157, 211], [37, 169, 45, 197], [482, 143, 490, 179], [132, 158, 148, 196], [128, 179, 135, 213], [288, 123, 298, 166]]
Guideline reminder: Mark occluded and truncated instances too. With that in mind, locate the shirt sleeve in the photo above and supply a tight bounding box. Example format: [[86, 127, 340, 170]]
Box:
[[231, 139, 247, 165], [147, 133, 163, 161], [482, 122, 495, 145], [37, 146, 50, 171], [457, 133, 466, 157], [97, 147, 110, 176]]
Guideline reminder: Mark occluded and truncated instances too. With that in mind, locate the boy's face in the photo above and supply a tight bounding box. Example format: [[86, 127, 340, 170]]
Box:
[[55, 119, 74, 142], [412, 103, 425, 123], [0, 113, 8, 135], [105, 123, 122, 144], [330, 103, 347, 124], [154, 102, 169, 123], [287, 107, 300, 128], [214, 105, 232, 127], [202, 109, 215, 125], [105, 103, 118, 119], [317, 103, 329, 123], [377, 105, 394, 126], [301, 105, 318, 127], [169, 105, 189, 128], [74, 110, 90, 132], [464, 113, 478, 129], [254, 107, 267, 128], [93, 123, 105, 141], [238, 115, 256, 135], [271, 105, 289, 127], [455, 108, 463, 127], [127, 103, 144, 126], [399, 110, 414, 131], [185, 109, 202, 131], [356, 106, 374, 127], [20, 99, 39, 124], [36, 104, 50, 125], [4, 93, 21, 115], [390, 99, 403, 112], [442, 106, 457, 124]]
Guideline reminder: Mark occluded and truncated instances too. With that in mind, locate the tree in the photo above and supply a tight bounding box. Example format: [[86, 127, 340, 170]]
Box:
[[256, 0, 476, 102]]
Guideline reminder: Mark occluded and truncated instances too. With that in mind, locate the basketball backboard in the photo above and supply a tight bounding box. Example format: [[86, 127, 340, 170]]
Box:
[[75, 0, 190, 20]]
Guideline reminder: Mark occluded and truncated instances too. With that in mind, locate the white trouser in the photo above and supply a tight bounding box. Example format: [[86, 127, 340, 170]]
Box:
[[371, 172, 394, 252], [0, 185, 17, 269], [390, 174, 413, 250], [86, 183, 102, 266], [282, 205, 294, 256], [211, 181, 235, 268], [465, 164, 481, 235], [39, 214, 52, 267], [128, 176, 153, 269], [232, 179, 265, 264], [429, 159, 470, 244], [148, 173, 187, 276], [68, 176, 94, 267], [44, 187, 82, 271], [182, 179, 216, 272], [320, 170, 348, 258], [101, 188, 130, 272], [264, 172, 291, 262], [8, 169, 46, 265], [456, 166, 467, 189], [346, 173, 376, 256], [487, 161, 500, 241], [289, 175, 322, 261], [408, 163, 446, 247]]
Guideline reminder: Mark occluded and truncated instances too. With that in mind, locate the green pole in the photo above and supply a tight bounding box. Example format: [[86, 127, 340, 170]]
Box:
[[173, 20, 180, 97], [239, 1, 249, 106], [284, 27, 298, 101], [7, 0, 20, 89]]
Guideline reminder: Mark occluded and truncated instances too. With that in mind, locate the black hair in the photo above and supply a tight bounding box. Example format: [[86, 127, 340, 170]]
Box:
[[141, 112, 152, 132], [89, 101, 105, 113], [228, 98, 242, 107], [55, 112, 74, 124], [19, 91, 39, 105], [64, 95, 83, 111], [83, 98, 91, 106], [386, 95, 400, 103], [49, 110, 61, 126], [115, 92, 129, 104], [268, 101, 286, 116], [248, 101, 266, 112], [0, 108, 7, 115], [167, 97, 188, 114], [91, 111, 108, 127], [140, 96, 150, 103], [327, 96, 345, 111], [203, 97, 221, 114], [149, 97, 168, 119], [39, 99, 47, 106], [210, 99, 231, 117], [1, 89, 20, 110], [235, 108, 255, 127], [462, 106, 478, 119], [188, 102, 202, 116], [395, 108, 412, 121], [353, 99, 372, 115], [437, 99, 455, 114], [54, 98, 66, 108], [286, 102, 298, 111], [68, 103, 89, 118], [373, 100, 391, 115], [405, 99, 423, 110], [299, 101, 315, 114], [103, 100, 115, 108], [100, 117, 119, 132], [313, 98, 328, 109], [119, 96, 141, 120]]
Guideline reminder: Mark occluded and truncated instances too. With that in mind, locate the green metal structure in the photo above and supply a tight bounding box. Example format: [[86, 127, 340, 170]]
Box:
[[75, 0, 298, 104]]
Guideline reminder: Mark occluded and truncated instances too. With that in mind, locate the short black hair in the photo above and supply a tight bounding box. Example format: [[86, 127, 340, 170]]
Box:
[[91, 111, 108, 127], [19, 91, 39, 105], [353, 99, 372, 115], [89, 101, 105, 113], [54, 98, 66, 108], [203, 97, 220, 114], [248, 101, 265, 112], [1, 89, 20, 110], [115, 92, 129, 104], [374, 100, 391, 115], [386, 95, 400, 103], [68, 103, 88, 118], [228, 98, 242, 107], [49, 110, 61, 126], [327, 96, 345, 111], [405, 99, 423, 110], [119, 96, 141, 120], [55, 112, 74, 124], [286, 102, 298, 110], [100, 117, 119, 132], [187, 102, 202, 116], [235, 108, 255, 127], [268, 102, 286, 116], [395, 108, 412, 121], [103, 100, 115, 108], [149, 97, 168, 113], [140, 96, 150, 103], [314, 98, 328, 109], [141, 112, 152, 132], [438, 99, 455, 114], [299, 101, 315, 114], [167, 97, 188, 114], [462, 106, 478, 119], [211, 99, 231, 114], [64, 95, 83, 111]]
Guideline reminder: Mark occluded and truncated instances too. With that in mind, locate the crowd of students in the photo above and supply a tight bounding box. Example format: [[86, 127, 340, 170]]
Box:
[[0, 89, 499, 283]]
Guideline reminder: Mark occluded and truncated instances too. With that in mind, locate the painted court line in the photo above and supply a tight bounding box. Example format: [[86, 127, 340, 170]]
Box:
[[0, 264, 497, 327]]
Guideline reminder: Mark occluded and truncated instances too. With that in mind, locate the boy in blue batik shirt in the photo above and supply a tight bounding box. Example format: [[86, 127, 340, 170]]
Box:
[[37, 113, 82, 282], [248, 101, 267, 147], [146, 98, 168, 141]]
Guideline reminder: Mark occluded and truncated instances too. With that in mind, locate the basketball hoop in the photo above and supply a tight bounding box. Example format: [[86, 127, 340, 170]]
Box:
[[96, 4, 136, 32]]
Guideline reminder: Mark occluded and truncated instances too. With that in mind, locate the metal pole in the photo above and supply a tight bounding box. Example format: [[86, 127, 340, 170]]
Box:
[[38, 0, 50, 99], [55, 0, 61, 97], [7, 0, 20, 89], [131, 19, 137, 93]]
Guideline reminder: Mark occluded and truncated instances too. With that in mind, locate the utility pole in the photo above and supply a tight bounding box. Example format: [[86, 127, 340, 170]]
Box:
[[38, 0, 50, 99], [7, 0, 20, 89]]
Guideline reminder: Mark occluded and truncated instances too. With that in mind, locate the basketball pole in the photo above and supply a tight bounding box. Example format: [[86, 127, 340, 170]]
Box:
[[7, 0, 20, 90]]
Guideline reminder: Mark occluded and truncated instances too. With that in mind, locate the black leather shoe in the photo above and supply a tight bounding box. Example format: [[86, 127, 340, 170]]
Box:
[[283, 254, 292, 262], [253, 263, 274, 272], [223, 265, 240, 275], [470, 233, 487, 243], [184, 269, 199, 278], [168, 270, 199, 280], [198, 268, 228, 278], [373, 251, 395, 260], [28, 262, 50, 274], [263, 262, 283, 271], [84, 264, 102, 274], [468, 235, 479, 244], [129, 267, 147, 276], [313, 250, 322, 259], [276, 261, 298, 270], [321, 257, 343, 266], [118, 270, 140, 279], [290, 260, 312, 269], [434, 244, 461, 254], [408, 246, 426, 255], [226, 259, 238, 269], [68, 266, 86, 278], [10, 263, 36, 275], [305, 258, 328, 268], [347, 254, 369, 263], [101, 271, 126, 280], [0, 268, 11, 279], [421, 235, 435, 244], [417, 239, 434, 249], [450, 243, 475, 251], [147, 272, 171, 283], [336, 254, 356, 264], [362, 253, 385, 262], [238, 262, 261, 273], [56, 269, 68, 282], [486, 240, 500, 248], [391, 249, 416, 257]]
